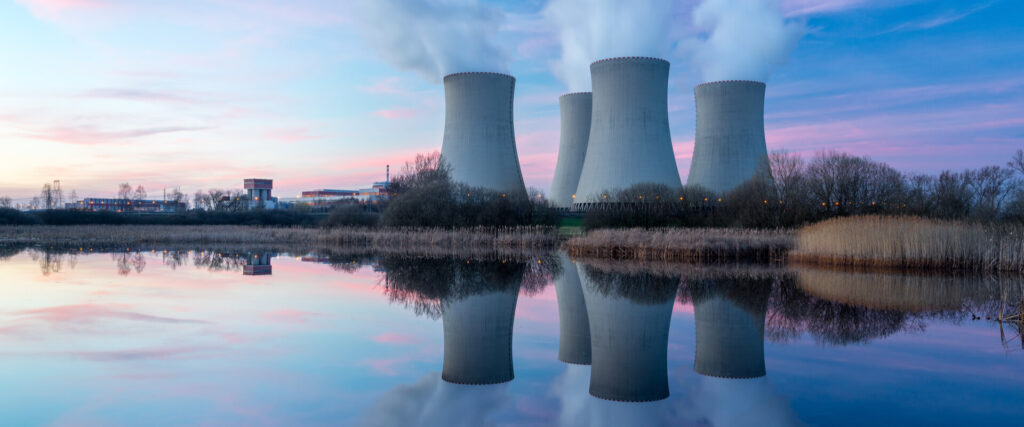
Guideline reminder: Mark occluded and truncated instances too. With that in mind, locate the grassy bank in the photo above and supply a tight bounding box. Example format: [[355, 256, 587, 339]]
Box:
[[0, 225, 559, 256], [791, 216, 1024, 273], [565, 227, 793, 263]]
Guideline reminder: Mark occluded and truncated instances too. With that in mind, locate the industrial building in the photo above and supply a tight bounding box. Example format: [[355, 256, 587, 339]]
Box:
[[687, 80, 771, 194], [71, 198, 187, 213], [549, 92, 592, 208], [297, 181, 389, 207], [244, 178, 279, 209], [439, 72, 527, 196], [573, 57, 682, 204]]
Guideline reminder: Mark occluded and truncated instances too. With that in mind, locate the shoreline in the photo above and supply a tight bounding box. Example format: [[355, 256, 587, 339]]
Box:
[[3, 216, 1022, 273]]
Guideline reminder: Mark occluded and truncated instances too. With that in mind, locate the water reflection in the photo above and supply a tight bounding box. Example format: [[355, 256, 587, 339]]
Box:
[[0, 245, 1022, 425], [578, 261, 678, 402]]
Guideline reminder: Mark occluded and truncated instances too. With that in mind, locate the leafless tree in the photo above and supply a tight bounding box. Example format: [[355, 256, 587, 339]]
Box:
[[133, 185, 147, 201], [168, 188, 185, 204], [40, 183, 55, 209], [967, 166, 1014, 220], [1008, 149, 1024, 176], [770, 150, 806, 203], [0, 196, 11, 208], [118, 183, 133, 200]]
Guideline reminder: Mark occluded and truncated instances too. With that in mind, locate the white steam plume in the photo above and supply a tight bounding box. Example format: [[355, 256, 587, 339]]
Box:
[[353, 0, 508, 82], [687, 0, 805, 82], [543, 0, 674, 92]]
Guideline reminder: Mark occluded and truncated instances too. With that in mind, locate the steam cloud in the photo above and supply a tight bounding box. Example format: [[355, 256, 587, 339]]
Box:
[[543, 0, 674, 92], [353, 0, 508, 82], [688, 0, 805, 82], [361, 372, 509, 426]]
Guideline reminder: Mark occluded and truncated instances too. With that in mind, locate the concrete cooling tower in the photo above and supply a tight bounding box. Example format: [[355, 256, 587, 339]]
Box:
[[687, 80, 770, 194], [554, 253, 591, 365], [440, 287, 520, 385], [549, 92, 592, 208], [579, 263, 675, 402], [440, 72, 527, 196], [574, 57, 682, 203], [693, 292, 768, 379]]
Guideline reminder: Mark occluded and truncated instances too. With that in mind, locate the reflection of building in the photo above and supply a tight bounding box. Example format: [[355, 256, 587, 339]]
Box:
[[555, 254, 591, 365], [578, 263, 675, 402], [690, 279, 800, 427], [243, 253, 273, 276], [71, 198, 187, 213], [441, 287, 520, 385], [693, 288, 767, 379]]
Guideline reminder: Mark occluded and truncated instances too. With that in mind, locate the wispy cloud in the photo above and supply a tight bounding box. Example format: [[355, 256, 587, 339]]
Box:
[[885, 2, 995, 32], [79, 88, 208, 105], [22, 125, 211, 145], [14, 304, 208, 325]]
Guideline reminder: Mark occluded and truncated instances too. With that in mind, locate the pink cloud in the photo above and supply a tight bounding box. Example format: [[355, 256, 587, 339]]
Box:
[[362, 77, 407, 95], [260, 309, 318, 324], [372, 333, 420, 344], [372, 108, 421, 119]]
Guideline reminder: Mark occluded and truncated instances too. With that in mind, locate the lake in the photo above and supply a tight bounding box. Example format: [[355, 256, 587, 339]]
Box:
[[0, 246, 1021, 426]]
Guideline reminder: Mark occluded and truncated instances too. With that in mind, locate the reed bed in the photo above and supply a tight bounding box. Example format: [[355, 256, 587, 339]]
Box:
[[792, 216, 1024, 273], [0, 225, 559, 255], [566, 227, 793, 263]]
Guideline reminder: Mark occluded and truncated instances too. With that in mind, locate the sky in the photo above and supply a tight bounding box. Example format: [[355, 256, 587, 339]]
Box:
[[1, 0, 1022, 202]]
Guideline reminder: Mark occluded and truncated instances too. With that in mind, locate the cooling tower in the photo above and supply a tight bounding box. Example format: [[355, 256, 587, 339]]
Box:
[[687, 80, 770, 194], [579, 263, 674, 402], [441, 286, 519, 385], [574, 57, 682, 203], [440, 72, 526, 196], [549, 92, 592, 208], [554, 253, 591, 364], [693, 292, 768, 379]]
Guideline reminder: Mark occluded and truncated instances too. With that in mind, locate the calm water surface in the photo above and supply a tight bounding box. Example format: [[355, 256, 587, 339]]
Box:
[[0, 247, 1021, 426]]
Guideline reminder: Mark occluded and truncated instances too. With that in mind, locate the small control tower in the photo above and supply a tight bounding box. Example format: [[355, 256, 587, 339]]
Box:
[[244, 179, 273, 202]]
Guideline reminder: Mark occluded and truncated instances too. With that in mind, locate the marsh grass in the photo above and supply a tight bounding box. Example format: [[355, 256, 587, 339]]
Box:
[[792, 216, 1024, 273], [0, 225, 559, 257], [566, 227, 793, 263]]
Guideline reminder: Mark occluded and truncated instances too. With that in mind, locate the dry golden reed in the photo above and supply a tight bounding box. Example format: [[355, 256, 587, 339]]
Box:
[[792, 215, 1024, 273], [0, 225, 559, 254], [566, 227, 793, 262]]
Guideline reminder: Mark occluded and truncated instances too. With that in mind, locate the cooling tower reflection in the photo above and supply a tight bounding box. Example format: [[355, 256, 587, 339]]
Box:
[[577, 261, 679, 402]]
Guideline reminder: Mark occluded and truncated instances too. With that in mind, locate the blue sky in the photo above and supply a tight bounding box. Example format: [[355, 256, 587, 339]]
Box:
[[1, 0, 1021, 201]]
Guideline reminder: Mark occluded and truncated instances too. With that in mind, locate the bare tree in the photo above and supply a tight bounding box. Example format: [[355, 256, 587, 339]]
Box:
[[118, 183, 133, 200], [133, 185, 147, 201], [967, 166, 1013, 220], [1009, 149, 1024, 177], [40, 183, 55, 209], [769, 150, 805, 203], [0, 196, 12, 208], [168, 188, 185, 204]]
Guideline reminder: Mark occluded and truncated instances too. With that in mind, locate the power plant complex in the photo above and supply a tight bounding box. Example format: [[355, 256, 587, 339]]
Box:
[[573, 57, 683, 203], [548, 93, 592, 208], [687, 80, 771, 194], [439, 72, 527, 197]]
